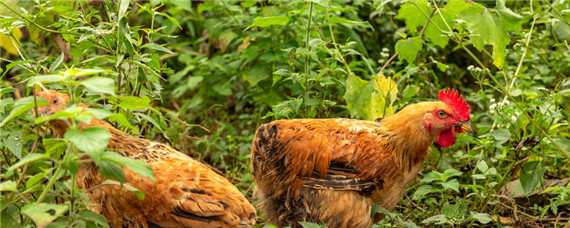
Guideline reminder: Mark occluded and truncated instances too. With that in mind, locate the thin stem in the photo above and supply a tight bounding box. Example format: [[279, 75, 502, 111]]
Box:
[[304, 2, 314, 117], [326, 9, 353, 77]]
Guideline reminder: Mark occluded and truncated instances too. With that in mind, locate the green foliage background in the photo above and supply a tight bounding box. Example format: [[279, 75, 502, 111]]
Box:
[[1, 0, 569, 227]]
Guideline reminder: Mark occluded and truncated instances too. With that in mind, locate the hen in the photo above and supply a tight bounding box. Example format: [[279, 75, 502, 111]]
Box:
[[251, 89, 473, 228], [36, 89, 256, 228]]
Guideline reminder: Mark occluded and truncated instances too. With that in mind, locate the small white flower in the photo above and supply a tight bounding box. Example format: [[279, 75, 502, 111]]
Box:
[[382, 47, 389, 52], [538, 87, 549, 92], [515, 111, 520, 116], [497, 101, 504, 107], [504, 100, 510, 105], [511, 116, 517, 123], [378, 59, 385, 64], [490, 110, 496, 115], [475, 67, 483, 72], [490, 98, 495, 103], [381, 52, 390, 58], [467, 65, 474, 71], [489, 104, 497, 110]]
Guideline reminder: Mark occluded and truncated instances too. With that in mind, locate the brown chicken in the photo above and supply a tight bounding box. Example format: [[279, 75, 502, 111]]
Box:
[[251, 89, 473, 228], [36, 90, 256, 228]]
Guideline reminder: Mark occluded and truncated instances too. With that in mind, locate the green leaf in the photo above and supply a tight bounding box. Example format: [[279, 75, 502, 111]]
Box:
[[441, 179, 460, 192], [520, 161, 545, 195], [2, 130, 22, 158], [553, 137, 570, 154], [64, 68, 114, 77], [107, 113, 134, 129], [77, 210, 109, 227], [412, 185, 436, 200], [370, 204, 390, 217], [64, 127, 111, 154], [394, 0, 429, 34], [245, 65, 270, 86], [118, 0, 129, 20], [25, 75, 68, 86], [327, 16, 374, 30], [132, 112, 165, 134], [442, 168, 463, 180], [197, 1, 216, 13], [424, 10, 452, 48], [249, 14, 289, 28], [49, 53, 65, 74], [0, 96, 49, 128], [422, 214, 447, 224], [187, 76, 204, 90], [343, 74, 398, 121], [477, 160, 489, 173], [456, 0, 523, 68], [80, 77, 115, 95], [421, 171, 442, 183], [395, 37, 423, 64], [98, 161, 126, 183], [298, 222, 325, 228], [102, 152, 155, 183], [100, 180, 145, 200], [0, 180, 17, 192], [6, 153, 48, 177], [116, 96, 151, 110], [22, 203, 68, 228], [272, 99, 303, 119], [470, 212, 492, 224], [141, 43, 174, 54]]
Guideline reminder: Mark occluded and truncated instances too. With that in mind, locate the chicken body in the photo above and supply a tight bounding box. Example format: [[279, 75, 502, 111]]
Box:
[[251, 91, 472, 228], [37, 90, 256, 228]]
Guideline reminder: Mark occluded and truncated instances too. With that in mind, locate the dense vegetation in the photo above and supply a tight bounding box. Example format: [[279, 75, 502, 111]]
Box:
[[1, 0, 569, 227]]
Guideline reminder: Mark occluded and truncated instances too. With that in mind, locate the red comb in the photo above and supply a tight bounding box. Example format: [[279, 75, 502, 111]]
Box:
[[438, 88, 470, 121]]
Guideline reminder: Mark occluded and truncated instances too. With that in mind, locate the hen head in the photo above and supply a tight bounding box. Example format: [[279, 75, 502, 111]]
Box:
[[35, 90, 74, 137], [420, 88, 472, 147]]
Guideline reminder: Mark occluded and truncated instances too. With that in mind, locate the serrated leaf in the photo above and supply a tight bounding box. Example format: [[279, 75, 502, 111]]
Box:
[[77, 210, 109, 227], [394, 0, 429, 34], [22, 203, 68, 228], [477, 160, 489, 173], [456, 0, 522, 68], [442, 168, 463, 180], [2, 130, 22, 159], [421, 171, 442, 183], [98, 161, 125, 183], [441, 179, 460, 192], [107, 113, 134, 129], [272, 99, 303, 119], [102, 152, 155, 183], [412, 185, 436, 200], [0, 180, 17, 192], [116, 96, 151, 110], [422, 214, 447, 224], [141, 43, 173, 54], [344, 74, 398, 121], [80, 77, 115, 95], [64, 127, 111, 154], [245, 65, 270, 86], [249, 14, 289, 28], [395, 37, 423, 64]]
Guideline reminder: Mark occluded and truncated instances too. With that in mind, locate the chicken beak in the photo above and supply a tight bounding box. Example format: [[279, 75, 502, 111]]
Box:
[[456, 121, 473, 133]]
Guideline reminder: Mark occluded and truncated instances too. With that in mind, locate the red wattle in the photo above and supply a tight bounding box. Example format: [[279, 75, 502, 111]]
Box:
[[437, 127, 456, 147]]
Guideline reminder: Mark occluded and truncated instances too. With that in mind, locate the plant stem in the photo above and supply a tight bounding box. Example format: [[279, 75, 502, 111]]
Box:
[[304, 2, 314, 117]]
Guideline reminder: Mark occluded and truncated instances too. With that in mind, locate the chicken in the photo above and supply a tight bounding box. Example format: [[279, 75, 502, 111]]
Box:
[[251, 88, 473, 228], [36, 89, 256, 228]]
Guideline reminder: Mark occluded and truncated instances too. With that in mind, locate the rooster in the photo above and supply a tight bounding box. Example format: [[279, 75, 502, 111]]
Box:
[[251, 89, 473, 227], [36, 89, 256, 228]]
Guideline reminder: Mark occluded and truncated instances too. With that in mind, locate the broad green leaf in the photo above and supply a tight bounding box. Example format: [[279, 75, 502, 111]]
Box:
[[245, 65, 270, 86], [115, 96, 151, 110], [553, 137, 570, 155], [422, 214, 447, 224], [141, 43, 174, 54], [0, 96, 49, 127], [0, 180, 17, 192], [424, 9, 453, 48], [421, 171, 442, 183], [85, 108, 113, 120], [394, 0, 429, 34], [132, 112, 165, 134], [98, 161, 125, 183], [64, 127, 111, 154], [395, 37, 423, 64], [77, 210, 109, 227], [107, 113, 134, 129], [480, 129, 511, 145], [441, 179, 460, 192], [456, 0, 522, 68], [442, 168, 463, 180], [118, 0, 129, 20], [272, 99, 303, 119], [327, 16, 373, 30], [80, 77, 115, 95], [249, 14, 289, 28], [370, 204, 390, 217], [64, 68, 114, 77], [307, 0, 328, 7], [102, 152, 155, 183], [520, 161, 545, 195], [440, 204, 456, 218], [412, 185, 436, 200], [219, 31, 238, 51], [22, 203, 68, 228], [197, 1, 216, 13], [100, 180, 145, 200], [187, 76, 204, 90], [344, 74, 398, 121], [477, 160, 489, 173], [2, 130, 22, 158], [299, 222, 325, 228], [470, 212, 492, 224], [6, 153, 48, 177]]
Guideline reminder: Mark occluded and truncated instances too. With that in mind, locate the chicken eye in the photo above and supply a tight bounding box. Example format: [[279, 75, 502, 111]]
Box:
[[53, 98, 58, 104], [437, 110, 447, 118]]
